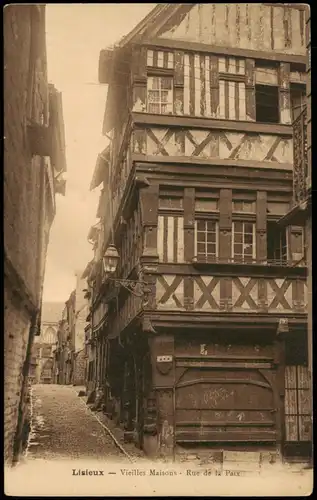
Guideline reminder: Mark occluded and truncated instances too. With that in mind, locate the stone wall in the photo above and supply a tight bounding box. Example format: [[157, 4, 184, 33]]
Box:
[[4, 5, 51, 465], [73, 350, 86, 386]]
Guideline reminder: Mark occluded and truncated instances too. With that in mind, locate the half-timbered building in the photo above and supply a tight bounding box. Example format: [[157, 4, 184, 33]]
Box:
[[88, 4, 311, 464]]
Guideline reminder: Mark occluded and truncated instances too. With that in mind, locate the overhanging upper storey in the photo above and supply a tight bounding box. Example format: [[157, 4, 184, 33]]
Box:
[[150, 4, 308, 59], [99, 3, 308, 135]]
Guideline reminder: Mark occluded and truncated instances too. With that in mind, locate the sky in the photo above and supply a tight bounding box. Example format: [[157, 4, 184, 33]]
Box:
[[43, 4, 155, 303]]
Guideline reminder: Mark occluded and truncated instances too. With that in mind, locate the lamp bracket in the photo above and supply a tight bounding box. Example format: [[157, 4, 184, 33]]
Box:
[[107, 277, 150, 298]]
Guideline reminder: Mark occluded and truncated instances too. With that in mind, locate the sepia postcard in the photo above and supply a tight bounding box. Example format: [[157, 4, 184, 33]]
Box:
[[4, 3, 313, 496]]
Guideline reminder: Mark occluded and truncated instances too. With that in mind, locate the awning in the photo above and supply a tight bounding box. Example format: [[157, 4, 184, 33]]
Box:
[[92, 300, 109, 334], [277, 199, 310, 227], [96, 189, 106, 218], [48, 84, 67, 173], [90, 147, 110, 191], [87, 222, 101, 243], [81, 260, 94, 279]]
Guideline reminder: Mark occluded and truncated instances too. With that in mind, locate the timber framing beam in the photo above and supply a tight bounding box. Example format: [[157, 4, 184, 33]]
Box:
[[133, 154, 293, 172], [132, 112, 293, 136], [145, 38, 307, 65], [153, 263, 307, 279], [134, 170, 292, 193], [148, 311, 307, 331]]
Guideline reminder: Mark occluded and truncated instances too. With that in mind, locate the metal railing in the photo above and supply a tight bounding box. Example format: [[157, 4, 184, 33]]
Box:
[[192, 256, 306, 267]]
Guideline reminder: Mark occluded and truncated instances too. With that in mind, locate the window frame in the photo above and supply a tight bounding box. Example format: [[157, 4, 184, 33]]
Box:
[[290, 82, 307, 122], [194, 219, 219, 262], [147, 75, 174, 115], [284, 364, 312, 443], [266, 222, 289, 264], [231, 221, 256, 263], [255, 83, 280, 124]]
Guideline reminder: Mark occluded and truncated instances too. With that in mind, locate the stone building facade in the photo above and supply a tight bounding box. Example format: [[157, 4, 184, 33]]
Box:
[[4, 5, 66, 465], [54, 274, 88, 386], [29, 302, 64, 384]]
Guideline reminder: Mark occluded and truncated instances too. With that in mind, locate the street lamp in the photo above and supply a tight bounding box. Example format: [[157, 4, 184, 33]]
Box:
[[102, 244, 119, 274], [102, 244, 150, 300]]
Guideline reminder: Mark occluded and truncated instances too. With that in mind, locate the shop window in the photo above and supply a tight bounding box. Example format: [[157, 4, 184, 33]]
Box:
[[255, 84, 279, 123]]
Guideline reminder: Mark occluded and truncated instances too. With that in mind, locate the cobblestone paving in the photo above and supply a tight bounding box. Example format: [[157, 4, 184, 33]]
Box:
[[26, 385, 127, 462]]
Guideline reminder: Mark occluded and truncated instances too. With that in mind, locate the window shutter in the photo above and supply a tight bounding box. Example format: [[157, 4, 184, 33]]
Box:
[[289, 226, 304, 262], [184, 188, 195, 310], [140, 184, 159, 257]]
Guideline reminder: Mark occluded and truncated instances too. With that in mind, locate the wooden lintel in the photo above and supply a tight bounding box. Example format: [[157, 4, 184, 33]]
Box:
[[132, 154, 293, 172], [145, 38, 307, 65], [219, 72, 246, 83], [149, 313, 307, 330], [131, 112, 293, 136], [153, 263, 307, 279], [136, 163, 292, 181], [176, 361, 272, 369], [134, 170, 292, 194]]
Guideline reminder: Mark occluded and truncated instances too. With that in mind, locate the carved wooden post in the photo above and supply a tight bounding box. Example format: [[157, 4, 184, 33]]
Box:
[[139, 183, 159, 314], [219, 189, 232, 310], [140, 184, 159, 261], [278, 62, 291, 125], [245, 59, 256, 122], [150, 335, 175, 459], [256, 191, 267, 263], [209, 55, 219, 118], [219, 189, 232, 262], [183, 188, 195, 311], [174, 51, 184, 115]]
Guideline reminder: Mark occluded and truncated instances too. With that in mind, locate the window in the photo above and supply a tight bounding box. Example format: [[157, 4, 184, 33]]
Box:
[[267, 201, 289, 216], [285, 363, 312, 442], [195, 220, 218, 262], [147, 76, 173, 114], [285, 366, 311, 442], [267, 222, 288, 263], [195, 199, 218, 212], [232, 200, 256, 213], [290, 83, 306, 122], [232, 222, 256, 262], [42, 346, 52, 357], [255, 84, 279, 123], [159, 197, 183, 210]]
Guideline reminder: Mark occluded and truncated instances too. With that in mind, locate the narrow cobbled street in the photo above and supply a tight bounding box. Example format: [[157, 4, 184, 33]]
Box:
[[26, 385, 130, 462]]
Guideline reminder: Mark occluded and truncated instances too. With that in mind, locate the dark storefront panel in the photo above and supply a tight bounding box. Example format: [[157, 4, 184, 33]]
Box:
[[175, 367, 277, 444], [174, 338, 277, 445]]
